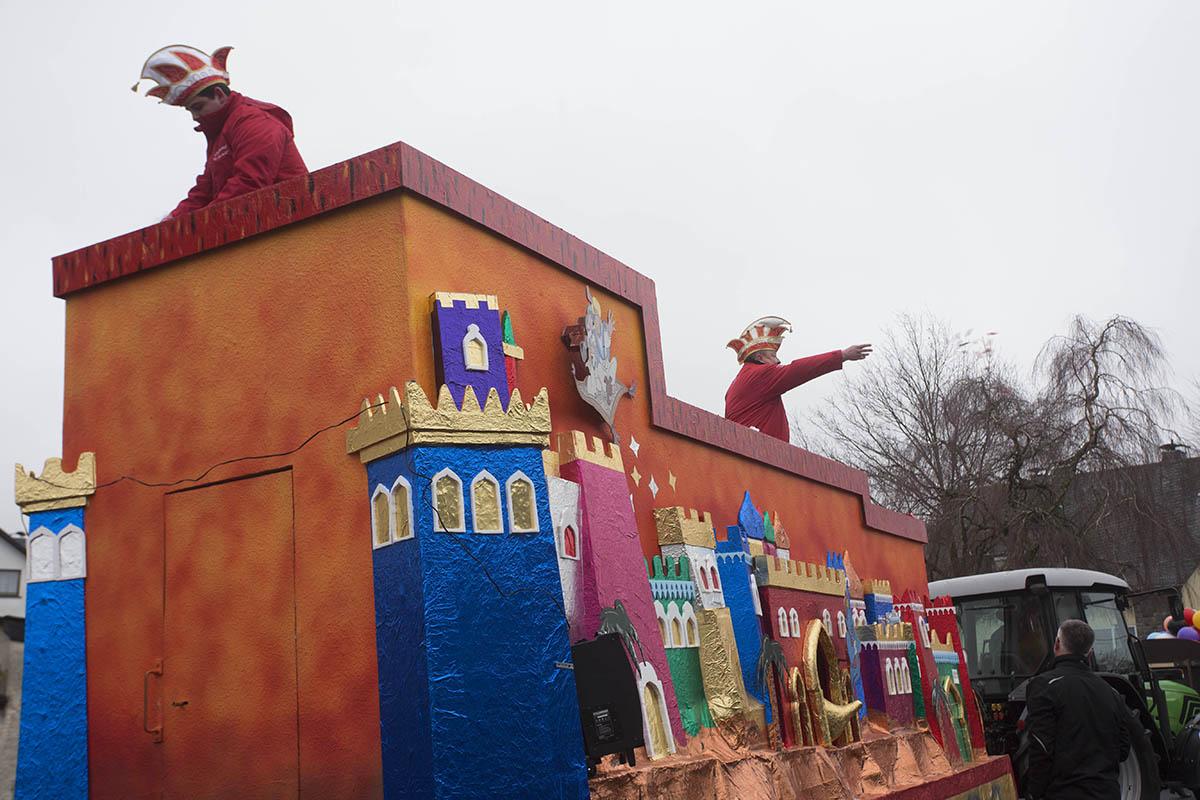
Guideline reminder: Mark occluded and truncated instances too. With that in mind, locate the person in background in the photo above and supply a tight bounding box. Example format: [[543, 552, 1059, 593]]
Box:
[[133, 45, 308, 218], [724, 316, 871, 442], [1025, 619, 1131, 800]]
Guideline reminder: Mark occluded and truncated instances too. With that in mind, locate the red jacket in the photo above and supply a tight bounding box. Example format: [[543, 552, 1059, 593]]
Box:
[[171, 92, 308, 217], [724, 351, 843, 441]]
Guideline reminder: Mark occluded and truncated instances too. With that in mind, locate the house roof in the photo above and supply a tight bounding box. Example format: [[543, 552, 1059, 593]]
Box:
[[0, 529, 26, 555]]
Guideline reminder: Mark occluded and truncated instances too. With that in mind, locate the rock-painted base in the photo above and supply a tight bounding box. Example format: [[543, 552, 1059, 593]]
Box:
[[589, 722, 1014, 800]]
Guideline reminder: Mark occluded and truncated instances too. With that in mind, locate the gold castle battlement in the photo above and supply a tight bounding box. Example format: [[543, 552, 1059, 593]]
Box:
[[14, 453, 97, 513], [345, 382, 551, 462], [754, 555, 846, 597], [862, 622, 914, 643], [555, 431, 624, 473], [930, 630, 957, 653], [862, 578, 892, 596], [430, 291, 499, 311], [654, 506, 716, 549]]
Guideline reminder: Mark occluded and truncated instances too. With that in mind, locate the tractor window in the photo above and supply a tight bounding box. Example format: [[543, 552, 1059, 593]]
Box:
[[960, 594, 1051, 678], [1082, 592, 1136, 674], [1052, 590, 1082, 626]]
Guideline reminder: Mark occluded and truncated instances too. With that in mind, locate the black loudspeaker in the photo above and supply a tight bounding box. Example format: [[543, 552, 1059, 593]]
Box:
[[571, 634, 644, 776]]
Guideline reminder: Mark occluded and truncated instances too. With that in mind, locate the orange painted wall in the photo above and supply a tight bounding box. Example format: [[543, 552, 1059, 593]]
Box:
[[396, 194, 929, 587], [62, 187, 928, 797], [64, 195, 408, 798]]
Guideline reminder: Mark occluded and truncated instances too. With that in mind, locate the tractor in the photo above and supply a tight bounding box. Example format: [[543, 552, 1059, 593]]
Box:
[[929, 568, 1200, 799]]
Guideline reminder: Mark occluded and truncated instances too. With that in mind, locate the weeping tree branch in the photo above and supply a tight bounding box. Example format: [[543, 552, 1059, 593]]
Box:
[[800, 313, 1189, 581]]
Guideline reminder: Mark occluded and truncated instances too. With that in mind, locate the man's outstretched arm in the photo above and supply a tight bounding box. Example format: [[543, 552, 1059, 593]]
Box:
[[841, 343, 872, 361]]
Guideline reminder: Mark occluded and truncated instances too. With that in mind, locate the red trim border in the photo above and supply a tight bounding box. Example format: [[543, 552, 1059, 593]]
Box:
[[880, 755, 1015, 800], [51, 141, 927, 544]]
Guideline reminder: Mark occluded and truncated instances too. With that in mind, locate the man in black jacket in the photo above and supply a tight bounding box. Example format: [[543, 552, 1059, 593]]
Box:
[[1025, 619, 1131, 799]]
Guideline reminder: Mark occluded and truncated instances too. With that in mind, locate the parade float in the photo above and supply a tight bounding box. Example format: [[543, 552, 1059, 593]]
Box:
[[14, 139, 1015, 798]]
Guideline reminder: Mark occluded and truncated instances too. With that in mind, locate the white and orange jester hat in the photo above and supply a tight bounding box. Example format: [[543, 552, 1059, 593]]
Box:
[[727, 316, 793, 363], [132, 45, 233, 107]]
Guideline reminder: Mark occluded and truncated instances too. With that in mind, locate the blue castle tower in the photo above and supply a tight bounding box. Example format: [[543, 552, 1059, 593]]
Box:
[[13, 453, 96, 800], [715, 491, 769, 724], [346, 291, 585, 799]]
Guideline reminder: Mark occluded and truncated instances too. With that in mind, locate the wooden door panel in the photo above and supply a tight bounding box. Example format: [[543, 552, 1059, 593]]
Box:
[[163, 470, 298, 798]]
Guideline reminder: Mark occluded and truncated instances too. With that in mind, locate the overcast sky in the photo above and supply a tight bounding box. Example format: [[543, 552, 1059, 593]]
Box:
[[3, 1, 1197, 533]]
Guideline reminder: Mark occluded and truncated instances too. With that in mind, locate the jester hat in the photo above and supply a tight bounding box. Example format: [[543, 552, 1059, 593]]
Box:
[[727, 316, 793, 363], [132, 45, 233, 107]]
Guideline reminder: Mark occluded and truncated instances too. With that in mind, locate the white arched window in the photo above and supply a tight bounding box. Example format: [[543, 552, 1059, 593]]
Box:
[[371, 485, 391, 547], [655, 601, 668, 647], [919, 617, 931, 648], [462, 323, 489, 371], [710, 565, 720, 590], [665, 604, 685, 649], [27, 524, 87, 582], [822, 609, 833, 636], [681, 603, 699, 647], [391, 475, 414, 542], [885, 659, 896, 696], [789, 608, 802, 637], [470, 471, 503, 533], [506, 472, 539, 532], [777, 608, 790, 637], [900, 658, 911, 693], [562, 525, 578, 559], [28, 526, 56, 582], [837, 610, 847, 638], [59, 526, 86, 579], [432, 468, 466, 532]]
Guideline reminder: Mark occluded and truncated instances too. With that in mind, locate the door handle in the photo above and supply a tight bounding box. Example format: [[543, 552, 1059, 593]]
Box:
[[143, 659, 163, 742]]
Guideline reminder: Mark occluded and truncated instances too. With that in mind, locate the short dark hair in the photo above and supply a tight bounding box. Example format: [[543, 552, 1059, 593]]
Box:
[[196, 83, 230, 100], [1058, 620, 1095, 655], [746, 350, 773, 364]]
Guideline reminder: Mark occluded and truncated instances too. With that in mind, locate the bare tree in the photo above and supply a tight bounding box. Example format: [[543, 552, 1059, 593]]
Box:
[[806, 313, 1188, 581], [999, 317, 1184, 571]]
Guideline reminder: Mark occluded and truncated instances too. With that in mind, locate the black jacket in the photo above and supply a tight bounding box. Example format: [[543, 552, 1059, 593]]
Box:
[[1025, 654, 1131, 800]]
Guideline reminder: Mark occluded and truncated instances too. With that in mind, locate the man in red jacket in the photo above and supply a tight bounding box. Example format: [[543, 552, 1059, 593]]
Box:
[[133, 45, 308, 217], [725, 316, 871, 442]]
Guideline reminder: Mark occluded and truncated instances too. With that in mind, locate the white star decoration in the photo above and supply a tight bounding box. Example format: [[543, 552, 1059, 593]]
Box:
[[628, 436, 640, 457], [649, 476, 659, 498]]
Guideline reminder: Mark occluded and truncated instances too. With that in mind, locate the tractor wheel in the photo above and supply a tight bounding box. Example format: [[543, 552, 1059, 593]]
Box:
[[1117, 709, 1161, 800], [1014, 708, 1160, 799]]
